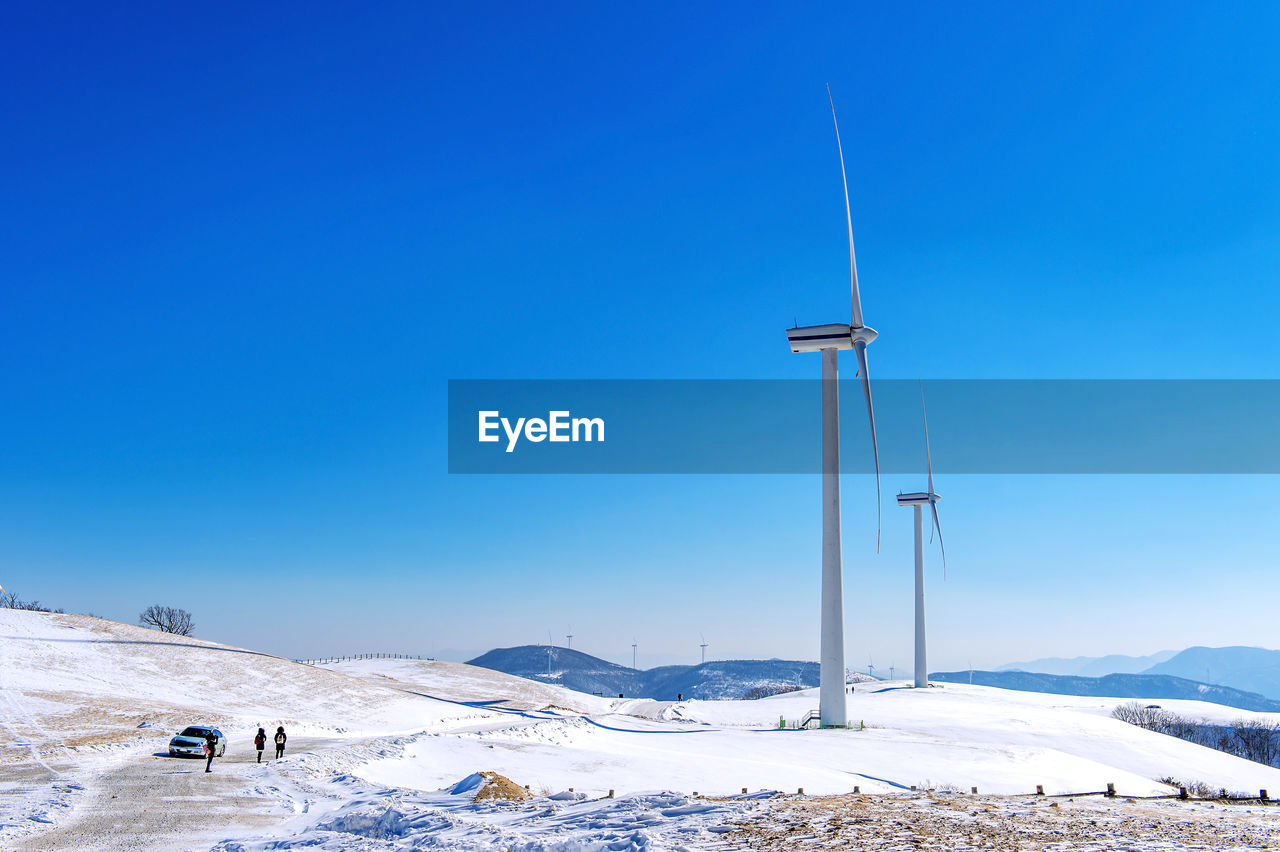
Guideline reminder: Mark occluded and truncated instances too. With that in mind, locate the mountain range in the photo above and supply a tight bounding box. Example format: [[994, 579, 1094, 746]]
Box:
[[931, 670, 1280, 712], [467, 644, 1280, 710], [998, 646, 1280, 701], [998, 650, 1178, 677], [467, 646, 831, 700]]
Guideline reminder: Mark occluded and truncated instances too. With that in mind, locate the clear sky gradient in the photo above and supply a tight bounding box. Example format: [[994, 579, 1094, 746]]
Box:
[[2, 2, 1278, 672]]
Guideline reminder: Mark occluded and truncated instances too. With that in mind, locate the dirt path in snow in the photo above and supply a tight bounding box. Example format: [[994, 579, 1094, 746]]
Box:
[[11, 738, 328, 852]]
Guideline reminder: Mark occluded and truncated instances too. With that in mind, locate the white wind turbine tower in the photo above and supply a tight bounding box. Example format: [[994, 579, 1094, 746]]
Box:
[[699, 634, 709, 665], [786, 87, 882, 728], [896, 385, 946, 688], [631, 640, 638, 670]]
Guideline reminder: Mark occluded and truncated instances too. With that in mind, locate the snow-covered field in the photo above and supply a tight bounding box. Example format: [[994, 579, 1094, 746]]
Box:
[[4, 609, 1280, 850]]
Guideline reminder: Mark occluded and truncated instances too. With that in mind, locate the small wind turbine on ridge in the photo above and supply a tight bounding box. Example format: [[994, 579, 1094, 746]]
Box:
[[896, 382, 947, 688], [699, 634, 709, 665]]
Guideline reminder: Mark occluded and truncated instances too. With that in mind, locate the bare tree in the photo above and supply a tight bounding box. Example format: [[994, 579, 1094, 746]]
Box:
[[0, 590, 62, 612], [1229, 719, 1280, 766], [139, 605, 194, 636], [1112, 701, 1171, 731]]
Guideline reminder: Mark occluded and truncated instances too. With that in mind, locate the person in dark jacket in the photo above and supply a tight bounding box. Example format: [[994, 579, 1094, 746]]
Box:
[[274, 726, 287, 759], [253, 728, 266, 762], [204, 730, 218, 773]]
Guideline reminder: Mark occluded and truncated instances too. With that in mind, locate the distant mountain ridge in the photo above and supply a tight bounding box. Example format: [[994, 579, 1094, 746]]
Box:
[[467, 646, 840, 700], [996, 646, 1280, 701], [1144, 646, 1280, 702], [931, 670, 1280, 713], [999, 650, 1178, 677]]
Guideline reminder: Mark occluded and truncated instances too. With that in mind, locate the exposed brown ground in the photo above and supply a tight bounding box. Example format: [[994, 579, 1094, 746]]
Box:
[[710, 792, 1280, 851], [473, 770, 534, 802]]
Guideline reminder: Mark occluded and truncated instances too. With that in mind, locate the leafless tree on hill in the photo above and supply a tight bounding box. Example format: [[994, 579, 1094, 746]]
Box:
[[139, 605, 194, 636], [1230, 718, 1280, 766], [0, 590, 63, 612]]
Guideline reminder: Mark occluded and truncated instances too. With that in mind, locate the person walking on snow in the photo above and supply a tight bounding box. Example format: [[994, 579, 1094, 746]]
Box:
[[253, 727, 266, 763], [274, 725, 287, 759], [204, 730, 218, 773]]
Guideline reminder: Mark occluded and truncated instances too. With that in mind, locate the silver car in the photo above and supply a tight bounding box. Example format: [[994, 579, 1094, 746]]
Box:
[[168, 726, 226, 757]]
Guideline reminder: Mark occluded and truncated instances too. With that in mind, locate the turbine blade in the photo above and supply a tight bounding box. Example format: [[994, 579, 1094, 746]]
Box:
[[827, 85, 864, 330], [930, 501, 947, 579], [921, 381, 947, 576], [854, 339, 881, 550]]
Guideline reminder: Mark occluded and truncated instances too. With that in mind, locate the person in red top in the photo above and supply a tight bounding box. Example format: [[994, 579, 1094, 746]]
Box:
[[253, 728, 266, 763]]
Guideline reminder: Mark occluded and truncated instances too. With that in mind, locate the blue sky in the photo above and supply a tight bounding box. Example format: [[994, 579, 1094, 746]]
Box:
[[2, 2, 1279, 671]]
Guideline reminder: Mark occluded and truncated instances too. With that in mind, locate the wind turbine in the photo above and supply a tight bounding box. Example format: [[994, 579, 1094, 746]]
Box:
[[631, 640, 638, 670], [786, 87, 882, 728], [896, 384, 946, 688], [699, 634, 709, 665], [566, 632, 574, 650]]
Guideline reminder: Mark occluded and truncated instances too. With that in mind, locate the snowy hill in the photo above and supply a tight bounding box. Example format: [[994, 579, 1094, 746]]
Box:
[[931, 670, 1280, 712], [467, 645, 826, 699], [317, 657, 618, 715], [7, 609, 1280, 851], [0, 609, 498, 759]]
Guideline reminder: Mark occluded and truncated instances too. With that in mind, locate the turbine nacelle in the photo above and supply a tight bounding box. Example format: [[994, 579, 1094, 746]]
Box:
[[896, 491, 940, 507], [786, 323, 877, 354]]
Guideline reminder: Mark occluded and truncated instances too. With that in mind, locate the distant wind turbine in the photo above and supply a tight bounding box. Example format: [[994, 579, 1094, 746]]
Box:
[[896, 384, 947, 689], [699, 634, 709, 665], [566, 632, 574, 650], [785, 86, 883, 729], [632, 640, 638, 670]]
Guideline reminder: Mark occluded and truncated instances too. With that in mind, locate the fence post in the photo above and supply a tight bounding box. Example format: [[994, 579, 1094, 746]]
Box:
[[1179, 787, 1188, 800], [1106, 782, 1116, 798], [1262, 789, 1269, 802]]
